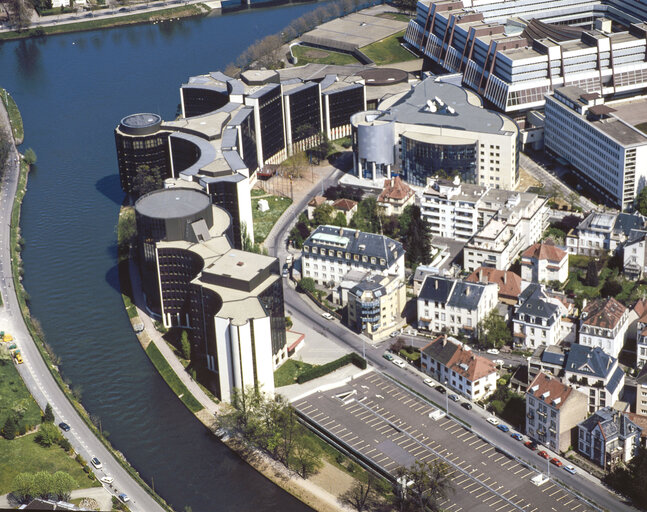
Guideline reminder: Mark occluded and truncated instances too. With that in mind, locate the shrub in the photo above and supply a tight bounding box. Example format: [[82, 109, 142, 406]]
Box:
[[296, 353, 365, 383], [2, 415, 17, 440], [297, 277, 317, 294], [35, 423, 62, 447]]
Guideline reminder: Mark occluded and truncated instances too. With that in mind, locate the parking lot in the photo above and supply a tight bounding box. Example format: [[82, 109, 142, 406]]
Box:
[[294, 371, 596, 512]]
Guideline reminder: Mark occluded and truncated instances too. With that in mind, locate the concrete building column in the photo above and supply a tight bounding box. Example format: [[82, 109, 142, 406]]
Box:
[[229, 324, 242, 391], [371, 161, 376, 181]]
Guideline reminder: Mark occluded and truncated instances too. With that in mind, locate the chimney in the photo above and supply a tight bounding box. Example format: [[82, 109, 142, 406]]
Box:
[[503, 272, 507, 285], [354, 230, 360, 239], [435, 280, 438, 290], [479, 269, 483, 282], [442, 336, 447, 346], [339, 227, 343, 236]]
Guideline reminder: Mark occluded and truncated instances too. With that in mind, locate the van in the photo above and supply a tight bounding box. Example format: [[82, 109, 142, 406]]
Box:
[[285, 254, 293, 265]]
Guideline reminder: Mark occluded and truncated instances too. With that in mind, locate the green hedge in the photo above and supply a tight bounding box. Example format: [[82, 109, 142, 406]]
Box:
[[296, 353, 366, 384]]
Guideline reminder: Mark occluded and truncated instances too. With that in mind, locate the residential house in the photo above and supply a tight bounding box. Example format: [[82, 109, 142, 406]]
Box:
[[417, 276, 497, 339], [306, 195, 328, 220], [377, 176, 415, 216], [566, 211, 646, 256], [579, 297, 629, 359], [466, 266, 522, 305], [626, 413, 647, 448], [564, 344, 625, 413], [420, 335, 498, 401], [623, 231, 647, 280], [636, 365, 647, 416], [577, 408, 642, 471], [526, 372, 588, 452], [521, 242, 568, 284], [301, 225, 405, 286], [513, 284, 566, 350], [347, 273, 406, 339], [527, 345, 566, 384], [331, 198, 358, 224], [633, 298, 647, 369]]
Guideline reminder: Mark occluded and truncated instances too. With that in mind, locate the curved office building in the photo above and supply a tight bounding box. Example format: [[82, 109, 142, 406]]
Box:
[[351, 77, 519, 189]]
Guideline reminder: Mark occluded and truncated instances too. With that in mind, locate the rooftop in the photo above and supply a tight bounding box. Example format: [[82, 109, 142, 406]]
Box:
[[527, 372, 577, 410], [564, 344, 617, 379], [466, 267, 522, 299], [521, 241, 567, 263], [581, 297, 627, 330], [134, 188, 211, 220], [578, 407, 641, 442], [378, 176, 414, 203], [421, 335, 497, 382]]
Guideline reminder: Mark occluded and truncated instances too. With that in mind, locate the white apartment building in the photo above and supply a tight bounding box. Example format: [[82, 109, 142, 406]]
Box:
[[417, 276, 497, 339], [301, 225, 405, 286], [624, 231, 647, 281], [513, 284, 566, 349], [564, 344, 625, 413], [521, 242, 568, 284], [420, 335, 498, 401], [637, 366, 647, 416], [579, 297, 629, 359], [567, 211, 647, 256], [545, 87, 647, 210]]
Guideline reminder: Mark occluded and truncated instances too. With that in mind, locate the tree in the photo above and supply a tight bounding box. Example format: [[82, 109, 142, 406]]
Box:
[[51, 472, 75, 501], [117, 207, 136, 252], [2, 415, 18, 440], [31, 471, 53, 500], [291, 431, 322, 478], [12, 473, 34, 503], [478, 310, 512, 349], [131, 165, 163, 198], [395, 460, 453, 512], [339, 473, 380, 511], [585, 260, 599, 287], [312, 203, 334, 227], [35, 422, 62, 447], [23, 148, 36, 166], [180, 330, 191, 360], [350, 197, 381, 234], [601, 279, 622, 297], [331, 211, 347, 228], [7, 0, 32, 30], [636, 186, 647, 216], [298, 277, 317, 294], [42, 403, 54, 423], [285, 316, 293, 330], [403, 205, 431, 268], [605, 446, 647, 506]]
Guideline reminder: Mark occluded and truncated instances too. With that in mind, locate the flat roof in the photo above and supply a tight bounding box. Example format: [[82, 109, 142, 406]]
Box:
[[135, 188, 211, 219]]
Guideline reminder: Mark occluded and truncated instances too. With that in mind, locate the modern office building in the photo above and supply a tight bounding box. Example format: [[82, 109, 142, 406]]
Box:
[[350, 77, 519, 189], [526, 372, 588, 453], [135, 188, 287, 402], [301, 225, 405, 286], [544, 87, 647, 209], [404, 0, 647, 117], [114, 113, 172, 195]]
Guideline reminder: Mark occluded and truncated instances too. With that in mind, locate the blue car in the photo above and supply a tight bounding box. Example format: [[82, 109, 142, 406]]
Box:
[[497, 424, 510, 432], [511, 432, 523, 441]]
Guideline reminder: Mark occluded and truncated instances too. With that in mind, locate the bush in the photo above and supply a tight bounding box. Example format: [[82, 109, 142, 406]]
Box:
[[296, 353, 366, 383], [297, 277, 317, 294], [2, 415, 17, 440], [35, 423, 62, 447]]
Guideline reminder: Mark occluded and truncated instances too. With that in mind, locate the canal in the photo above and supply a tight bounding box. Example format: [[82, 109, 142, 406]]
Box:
[[1, 5, 321, 511]]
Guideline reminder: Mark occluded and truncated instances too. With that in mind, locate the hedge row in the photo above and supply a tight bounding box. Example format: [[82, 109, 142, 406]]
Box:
[[296, 352, 366, 384]]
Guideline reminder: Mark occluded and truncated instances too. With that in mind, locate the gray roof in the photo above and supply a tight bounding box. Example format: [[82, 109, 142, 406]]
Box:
[[247, 83, 280, 100], [223, 150, 246, 172], [221, 127, 238, 150], [515, 285, 558, 322], [419, 276, 489, 311], [421, 335, 463, 366], [135, 188, 210, 219], [615, 212, 647, 236], [578, 407, 641, 442], [304, 225, 404, 268], [448, 280, 488, 311], [542, 345, 566, 366], [228, 106, 254, 127], [419, 276, 454, 303], [565, 344, 616, 379], [606, 366, 625, 394], [169, 132, 218, 177], [378, 77, 508, 135]]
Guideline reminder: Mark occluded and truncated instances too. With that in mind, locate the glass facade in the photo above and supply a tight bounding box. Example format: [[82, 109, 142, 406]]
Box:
[[115, 130, 171, 195], [401, 135, 478, 186], [258, 279, 287, 356], [288, 84, 321, 143], [258, 85, 285, 162], [181, 87, 229, 118], [326, 85, 364, 133]]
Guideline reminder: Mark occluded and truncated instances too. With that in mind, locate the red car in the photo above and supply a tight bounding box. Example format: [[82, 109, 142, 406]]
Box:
[[550, 457, 563, 467], [538, 450, 550, 460], [524, 440, 538, 451]]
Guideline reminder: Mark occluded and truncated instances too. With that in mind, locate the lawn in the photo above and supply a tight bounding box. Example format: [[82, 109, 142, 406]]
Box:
[[274, 359, 314, 387], [291, 45, 360, 66], [145, 343, 203, 413], [252, 195, 292, 244], [360, 30, 417, 65], [636, 122, 647, 134], [0, 434, 97, 494], [376, 12, 413, 22], [0, 360, 42, 432], [1, 88, 24, 143]]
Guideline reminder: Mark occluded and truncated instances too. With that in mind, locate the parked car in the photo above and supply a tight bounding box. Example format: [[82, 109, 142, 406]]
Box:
[[392, 358, 406, 368], [58, 422, 71, 432], [321, 312, 333, 320], [497, 424, 510, 432], [118, 493, 130, 503], [423, 378, 434, 387], [486, 417, 499, 426], [383, 353, 394, 361], [461, 402, 472, 410], [486, 348, 500, 355], [14, 352, 23, 364], [100, 476, 114, 484], [538, 450, 550, 460], [563, 465, 577, 475], [448, 394, 459, 402], [90, 457, 103, 469], [525, 440, 538, 451], [493, 359, 504, 366], [550, 457, 563, 467], [510, 432, 523, 441], [282, 264, 289, 277], [436, 385, 446, 394]]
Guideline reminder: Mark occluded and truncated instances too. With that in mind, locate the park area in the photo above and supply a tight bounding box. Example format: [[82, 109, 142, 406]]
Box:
[[251, 191, 293, 244]]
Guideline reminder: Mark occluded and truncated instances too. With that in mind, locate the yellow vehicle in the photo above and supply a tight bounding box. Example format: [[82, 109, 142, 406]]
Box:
[[14, 351, 23, 364], [3, 333, 13, 342]]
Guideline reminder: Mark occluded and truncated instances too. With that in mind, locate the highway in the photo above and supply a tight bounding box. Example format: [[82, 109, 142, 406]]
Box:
[[268, 167, 638, 512], [0, 108, 164, 512]]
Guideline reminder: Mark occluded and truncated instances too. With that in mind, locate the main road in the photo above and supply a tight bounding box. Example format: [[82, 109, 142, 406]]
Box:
[[0, 107, 164, 512], [267, 162, 637, 512]]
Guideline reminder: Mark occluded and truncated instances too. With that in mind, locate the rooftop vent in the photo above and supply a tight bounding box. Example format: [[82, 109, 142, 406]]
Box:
[[459, 363, 469, 371], [530, 385, 539, 393], [542, 391, 550, 399], [552, 397, 561, 406], [237, 261, 244, 266]]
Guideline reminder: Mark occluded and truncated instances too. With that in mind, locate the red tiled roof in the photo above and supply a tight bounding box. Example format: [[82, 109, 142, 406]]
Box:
[[527, 372, 573, 410], [466, 266, 521, 299], [423, 336, 496, 382], [332, 198, 357, 211], [626, 413, 647, 440], [378, 176, 414, 203], [521, 242, 567, 263], [581, 297, 627, 329], [634, 298, 647, 323], [308, 196, 327, 207]]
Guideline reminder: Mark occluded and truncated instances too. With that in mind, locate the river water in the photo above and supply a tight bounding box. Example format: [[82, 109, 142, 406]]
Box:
[[0, 5, 321, 511]]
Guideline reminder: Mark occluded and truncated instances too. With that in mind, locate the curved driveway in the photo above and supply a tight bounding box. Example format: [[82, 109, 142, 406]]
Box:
[[0, 107, 164, 512]]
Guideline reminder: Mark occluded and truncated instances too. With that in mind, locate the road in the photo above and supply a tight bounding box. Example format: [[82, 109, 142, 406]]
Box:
[[268, 166, 638, 512], [520, 152, 597, 212], [0, 107, 164, 512]]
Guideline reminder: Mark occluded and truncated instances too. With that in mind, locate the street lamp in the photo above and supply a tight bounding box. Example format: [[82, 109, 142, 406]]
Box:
[[445, 379, 449, 414]]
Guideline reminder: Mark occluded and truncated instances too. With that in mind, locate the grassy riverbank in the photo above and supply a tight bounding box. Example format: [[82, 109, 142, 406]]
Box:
[[0, 89, 24, 144], [0, 4, 207, 41]]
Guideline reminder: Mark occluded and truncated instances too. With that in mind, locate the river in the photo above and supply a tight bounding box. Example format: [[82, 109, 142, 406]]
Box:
[[0, 5, 322, 511]]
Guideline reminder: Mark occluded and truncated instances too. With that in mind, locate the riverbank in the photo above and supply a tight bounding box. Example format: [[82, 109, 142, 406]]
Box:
[[0, 89, 23, 144], [0, 92, 173, 512]]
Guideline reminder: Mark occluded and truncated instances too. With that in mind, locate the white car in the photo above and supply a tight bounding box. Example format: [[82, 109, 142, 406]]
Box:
[[486, 417, 500, 426], [493, 359, 504, 366], [564, 465, 577, 475], [90, 457, 102, 469], [486, 348, 500, 355], [423, 378, 434, 387], [392, 358, 406, 368], [321, 312, 333, 320], [100, 476, 114, 484]]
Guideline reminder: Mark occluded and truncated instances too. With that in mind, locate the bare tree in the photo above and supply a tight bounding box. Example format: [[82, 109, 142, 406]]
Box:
[[7, 0, 32, 30], [338, 473, 380, 511]]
